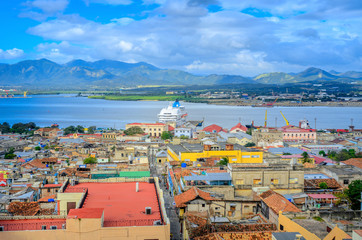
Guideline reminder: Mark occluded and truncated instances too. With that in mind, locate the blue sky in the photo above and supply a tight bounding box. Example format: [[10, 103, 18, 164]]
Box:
[[0, 0, 362, 76]]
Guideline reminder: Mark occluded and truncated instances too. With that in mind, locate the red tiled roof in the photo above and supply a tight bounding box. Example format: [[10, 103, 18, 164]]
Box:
[[174, 187, 215, 208], [0, 219, 66, 231], [354, 230, 362, 237], [68, 208, 104, 219], [65, 182, 162, 226], [203, 124, 226, 133], [230, 123, 247, 132], [168, 125, 175, 131], [308, 194, 337, 199], [259, 190, 301, 214], [343, 158, 362, 169], [43, 184, 62, 188]]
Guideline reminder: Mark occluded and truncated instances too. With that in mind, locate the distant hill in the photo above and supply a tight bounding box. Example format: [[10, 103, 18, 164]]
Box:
[[0, 59, 253, 89], [0, 59, 361, 89], [254, 67, 362, 84]]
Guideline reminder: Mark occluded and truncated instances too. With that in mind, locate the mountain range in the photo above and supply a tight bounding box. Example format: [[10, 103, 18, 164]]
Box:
[[0, 59, 361, 89]]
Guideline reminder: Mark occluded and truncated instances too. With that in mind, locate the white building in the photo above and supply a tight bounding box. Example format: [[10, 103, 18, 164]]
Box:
[[174, 127, 194, 139]]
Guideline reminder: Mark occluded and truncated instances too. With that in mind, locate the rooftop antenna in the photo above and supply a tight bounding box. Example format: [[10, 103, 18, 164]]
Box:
[[314, 117, 317, 131], [349, 118, 354, 132], [275, 117, 277, 128], [239, 117, 241, 124]]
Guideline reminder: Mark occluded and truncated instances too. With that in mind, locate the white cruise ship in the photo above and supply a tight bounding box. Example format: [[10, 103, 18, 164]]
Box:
[[158, 100, 187, 126]]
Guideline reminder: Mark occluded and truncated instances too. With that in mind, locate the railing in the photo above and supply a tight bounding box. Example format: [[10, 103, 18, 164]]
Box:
[[103, 219, 162, 227], [0, 219, 66, 231], [77, 188, 88, 208], [65, 187, 88, 193]]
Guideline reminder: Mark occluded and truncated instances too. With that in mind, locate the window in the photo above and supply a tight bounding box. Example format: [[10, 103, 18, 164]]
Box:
[[215, 207, 220, 210], [253, 179, 261, 185], [41, 225, 46, 230], [242, 155, 250, 158], [289, 178, 298, 184], [47, 189, 50, 192], [252, 155, 259, 158], [0, 226, 4, 231], [50, 226, 57, 230], [343, 179, 349, 185], [280, 224, 284, 231], [271, 179, 279, 185], [201, 204, 205, 207], [235, 179, 244, 185]]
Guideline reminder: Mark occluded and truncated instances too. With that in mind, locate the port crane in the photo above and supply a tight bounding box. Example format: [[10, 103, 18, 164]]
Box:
[[266, 97, 278, 107], [280, 111, 290, 126], [264, 110, 267, 127]]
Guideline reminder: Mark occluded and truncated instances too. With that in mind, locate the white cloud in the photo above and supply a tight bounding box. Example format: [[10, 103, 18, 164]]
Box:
[[86, 0, 133, 5], [111, 17, 135, 25], [0, 48, 25, 59], [21, 0, 362, 75], [26, 0, 69, 13]]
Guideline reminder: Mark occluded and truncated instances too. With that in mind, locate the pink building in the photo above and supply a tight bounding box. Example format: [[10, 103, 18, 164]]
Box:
[[281, 125, 316, 143]]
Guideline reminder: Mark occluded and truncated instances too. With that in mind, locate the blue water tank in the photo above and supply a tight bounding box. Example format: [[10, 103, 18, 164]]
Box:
[[48, 199, 55, 202], [181, 163, 187, 168]]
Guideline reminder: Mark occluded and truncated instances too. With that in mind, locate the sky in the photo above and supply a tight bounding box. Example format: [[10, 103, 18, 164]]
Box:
[[0, 0, 362, 76]]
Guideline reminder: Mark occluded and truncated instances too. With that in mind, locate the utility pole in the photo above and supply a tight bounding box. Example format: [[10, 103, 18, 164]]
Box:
[[314, 118, 317, 131], [275, 117, 277, 128]]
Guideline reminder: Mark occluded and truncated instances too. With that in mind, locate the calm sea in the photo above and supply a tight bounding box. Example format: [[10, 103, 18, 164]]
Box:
[[0, 95, 361, 129]]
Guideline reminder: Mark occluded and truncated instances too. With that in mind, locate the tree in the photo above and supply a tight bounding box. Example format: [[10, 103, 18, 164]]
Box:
[[161, 131, 172, 140], [283, 152, 292, 155], [348, 149, 356, 158], [124, 126, 144, 136], [218, 157, 229, 166], [319, 150, 326, 156], [246, 128, 253, 135], [88, 126, 97, 134], [301, 151, 312, 164], [319, 182, 328, 189], [34, 146, 41, 151], [346, 180, 362, 210], [76, 125, 84, 133], [83, 157, 97, 164], [0, 122, 11, 133], [245, 142, 256, 147], [335, 149, 350, 162], [4, 148, 16, 159], [64, 125, 76, 135]]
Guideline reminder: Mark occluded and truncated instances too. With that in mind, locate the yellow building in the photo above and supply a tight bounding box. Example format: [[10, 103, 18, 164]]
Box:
[[167, 143, 263, 164], [126, 122, 167, 137], [278, 212, 351, 240]]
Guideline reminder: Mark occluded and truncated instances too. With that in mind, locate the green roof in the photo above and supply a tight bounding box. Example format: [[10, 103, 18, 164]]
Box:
[[118, 171, 150, 178]]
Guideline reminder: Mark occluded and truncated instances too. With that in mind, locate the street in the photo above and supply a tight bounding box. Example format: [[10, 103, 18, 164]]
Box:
[[150, 159, 182, 240]]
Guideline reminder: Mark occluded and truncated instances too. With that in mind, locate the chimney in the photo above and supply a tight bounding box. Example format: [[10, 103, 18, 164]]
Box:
[[204, 145, 211, 151], [136, 182, 139, 192], [145, 207, 152, 215], [225, 144, 234, 151], [299, 121, 302, 128]]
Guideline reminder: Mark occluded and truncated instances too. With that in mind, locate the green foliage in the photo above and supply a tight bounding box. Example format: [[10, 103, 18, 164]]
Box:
[[319, 182, 328, 189], [4, 148, 16, 159], [346, 180, 362, 210], [161, 131, 173, 140], [0, 122, 37, 134], [64, 125, 76, 135], [89, 95, 185, 101], [180, 135, 189, 139], [88, 126, 96, 134], [328, 149, 358, 161], [244, 142, 256, 147], [124, 126, 144, 136], [301, 152, 312, 163], [83, 157, 97, 164], [319, 150, 326, 156], [218, 157, 229, 166], [76, 125, 84, 133], [283, 152, 292, 155], [34, 146, 41, 151], [312, 216, 324, 222], [44, 145, 49, 149], [246, 128, 253, 135]]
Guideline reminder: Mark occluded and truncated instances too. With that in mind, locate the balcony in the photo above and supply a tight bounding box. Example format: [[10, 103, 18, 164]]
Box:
[[236, 184, 253, 189]]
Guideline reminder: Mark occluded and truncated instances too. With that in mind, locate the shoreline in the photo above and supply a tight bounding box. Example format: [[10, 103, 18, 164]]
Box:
[[88, 95, 362, 107]]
